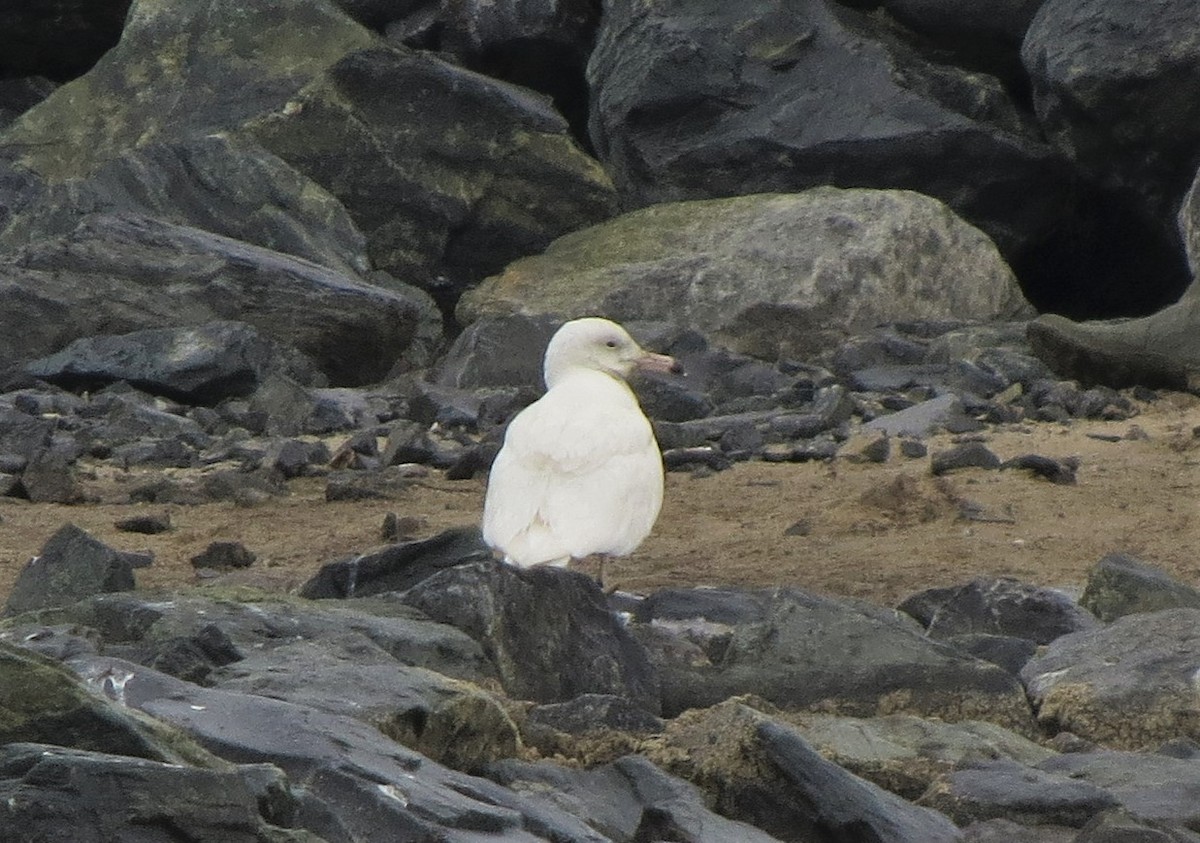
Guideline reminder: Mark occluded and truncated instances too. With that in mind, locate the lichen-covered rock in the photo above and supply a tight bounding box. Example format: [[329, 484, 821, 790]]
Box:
[[459, 189, 1030, 361], [1021, 608, 1200, 748], [1080, 552, 1200, 622]]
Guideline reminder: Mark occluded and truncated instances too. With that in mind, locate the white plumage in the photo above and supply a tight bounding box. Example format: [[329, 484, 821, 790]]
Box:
[[482, 317, 680, 569]]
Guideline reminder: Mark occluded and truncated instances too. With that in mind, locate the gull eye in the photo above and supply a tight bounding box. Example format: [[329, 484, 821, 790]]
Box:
[[605, 339, 618, 348]]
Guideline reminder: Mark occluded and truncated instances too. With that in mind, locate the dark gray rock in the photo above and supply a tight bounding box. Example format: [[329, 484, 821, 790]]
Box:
[[945, 633, 1039, 676], [0, 405, 55, 463], [211, 639, 518, 771], [760, 718, 963, 843], [1080, 552, 1200, 622], [24, 321, 325, 405], [1038, 750, 1200, 830], [0, 77, 56, 129], [0, 132, 372, 278], [17, 444, 86, 504], [429, 313, 561, 390], [0, 641, 204, 764], [1000, 453, 1079, 484], [0, 213, 440, 383], [401, 560, 661, 713], [4, 524, 135, 617], [1021, 608, 1200, 748], [1074, 809, 1200, 843], [486, 754, 784, 842], [898, 577, 1098, 645], [33, 591, 496, 686], [248, 44, 618, 305], [588, 0, 1070, 268], [919, 758, 1119, 827], [781, 711, 1055, 803], [636, 586, 1033, 731], [1022, 0, 1200, 221], [93, 662, 611, 843], [0, 743, 315, 843], [190, 541, 257, 571], [301, 526, 491, 599], [931, 441, 1002, 474]]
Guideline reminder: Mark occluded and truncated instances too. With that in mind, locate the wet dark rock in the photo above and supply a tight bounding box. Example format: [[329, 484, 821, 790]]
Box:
[[1080, 552, 1200, 622], [898, 577, 1098, 645], [931, 441, 1002, 474], [4, 524, 135, 617]]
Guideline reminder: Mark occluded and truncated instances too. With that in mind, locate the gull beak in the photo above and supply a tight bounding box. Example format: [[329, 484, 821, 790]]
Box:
[[635, 351, 685, 376]]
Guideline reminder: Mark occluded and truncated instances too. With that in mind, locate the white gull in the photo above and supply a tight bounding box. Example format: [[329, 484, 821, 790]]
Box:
[[481, 317, 680, 571]]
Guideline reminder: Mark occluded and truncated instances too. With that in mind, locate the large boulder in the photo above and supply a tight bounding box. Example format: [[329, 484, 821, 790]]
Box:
[[246, 44, 616, 302], [586, 0, 1068, 263], [0, 0, 375, 181], [1079, 552, 1200, 622], [0, 213, 440, 382], [459, 189, 1031, 361], [0, 133, 372, 278], [1022, 0, 1200, 216], [0, 640, 206, 764]]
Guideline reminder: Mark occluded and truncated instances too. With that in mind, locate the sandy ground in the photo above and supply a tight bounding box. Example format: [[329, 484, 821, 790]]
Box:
[[2, 391, 1199, 610]]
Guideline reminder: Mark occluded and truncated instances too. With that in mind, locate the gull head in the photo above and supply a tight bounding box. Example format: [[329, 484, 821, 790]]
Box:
[[543, 317, 681, 388]]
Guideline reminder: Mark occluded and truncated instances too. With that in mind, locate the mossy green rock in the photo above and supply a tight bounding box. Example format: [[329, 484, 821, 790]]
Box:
[[1, 0, 375, 181], [0, 640, 214, 764], [459, 188, 1031, 360]]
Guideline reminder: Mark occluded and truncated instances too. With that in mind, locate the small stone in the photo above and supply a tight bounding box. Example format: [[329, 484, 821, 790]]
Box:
[[857, 435, 890, 463], [899, 439, 927, 458], [190, 541, 256, 570], [930, 442, 1001, 475], [114, 513, 172, 534], [784, 518, 812, 536], [1001, 454, 1078, 485]]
